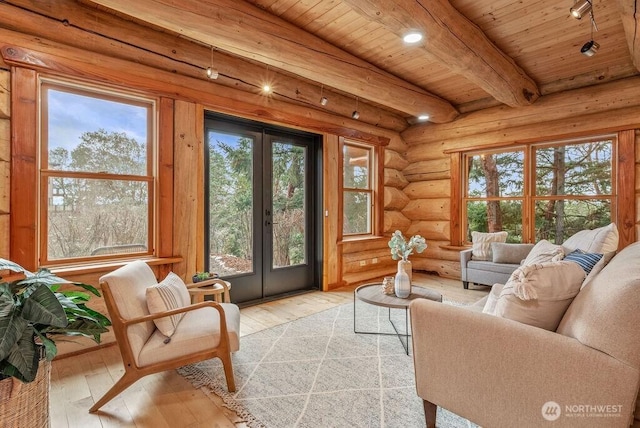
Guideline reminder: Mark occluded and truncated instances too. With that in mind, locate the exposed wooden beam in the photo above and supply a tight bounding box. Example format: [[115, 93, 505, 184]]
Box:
[[3, 0, 409, 132], [342, 0, 540, 108], [83, 0, 459, 122], [617, 0, 640, 71]]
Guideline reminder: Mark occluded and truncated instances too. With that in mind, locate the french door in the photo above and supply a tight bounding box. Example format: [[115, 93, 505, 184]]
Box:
[[204, 115, 321, 304]]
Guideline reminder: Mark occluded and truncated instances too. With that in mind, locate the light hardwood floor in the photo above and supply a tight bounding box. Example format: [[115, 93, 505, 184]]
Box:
[[50, 274, 489, 428]]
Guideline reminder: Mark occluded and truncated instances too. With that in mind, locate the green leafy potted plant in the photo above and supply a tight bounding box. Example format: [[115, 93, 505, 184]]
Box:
[[0, 258, 111, 382]]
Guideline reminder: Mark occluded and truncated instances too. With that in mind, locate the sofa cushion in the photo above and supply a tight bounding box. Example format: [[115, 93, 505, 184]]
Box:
[[522, 239, 564, 266], [492, 261, 585, 331], [491, 243, 534, 264], [467, 260, 519, 275], [481, 283, 504, 315], [471, 231, 508, 261], [581, 250, 615, 289], [146, 271, 191, 339], [557, 241, 640, 369], [562, 223, 618, 254]]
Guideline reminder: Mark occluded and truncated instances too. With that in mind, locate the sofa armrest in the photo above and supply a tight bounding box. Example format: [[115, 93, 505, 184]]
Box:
[[460, 249, 473, 283], [410, 299, 639, 428]]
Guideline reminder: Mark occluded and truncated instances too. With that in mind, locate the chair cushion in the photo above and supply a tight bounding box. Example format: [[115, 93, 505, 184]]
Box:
[[138, 303, 240, 367], [522, 239, 564, 266], [562, 223, 618, 254], [491, 261, 585, 331], [471, 231, 508, 261], [491, 243, 534, 264], [467, 260, 519, 275], [146, 272, 191, 339]]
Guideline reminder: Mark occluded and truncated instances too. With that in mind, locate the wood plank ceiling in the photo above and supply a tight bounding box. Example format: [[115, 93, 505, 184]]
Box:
[[81, 0, 639, 129]]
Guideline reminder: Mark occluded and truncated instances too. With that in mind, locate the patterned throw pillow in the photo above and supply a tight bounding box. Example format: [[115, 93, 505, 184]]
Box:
[[564, 249, 603, 275], [471, 231, 508, 261], [146, 272, 191, 340]]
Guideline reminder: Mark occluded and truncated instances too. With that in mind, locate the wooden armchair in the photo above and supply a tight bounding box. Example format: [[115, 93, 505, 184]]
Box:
[[89, 260, 240, 413]]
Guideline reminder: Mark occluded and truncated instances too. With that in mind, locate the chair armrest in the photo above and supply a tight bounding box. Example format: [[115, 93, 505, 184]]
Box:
[[460, 248, 473, 266], [409, 299, 639, 427], [121, 301, 226, 326]]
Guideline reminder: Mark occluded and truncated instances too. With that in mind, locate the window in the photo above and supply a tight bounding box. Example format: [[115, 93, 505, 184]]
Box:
[[40, 79, 155, 264], [341, 138, 377, 236], [463, 135, 615, 244]]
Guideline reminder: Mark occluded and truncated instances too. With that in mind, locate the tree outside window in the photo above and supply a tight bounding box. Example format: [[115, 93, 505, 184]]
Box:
[[464, 136, 614, 244], [40, 80, 155, 263]]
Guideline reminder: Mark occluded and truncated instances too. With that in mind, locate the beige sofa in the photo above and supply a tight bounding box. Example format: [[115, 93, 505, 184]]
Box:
[[410, 241, 640, 428]]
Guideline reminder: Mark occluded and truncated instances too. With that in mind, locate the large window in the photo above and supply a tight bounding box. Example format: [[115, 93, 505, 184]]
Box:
[[342, 138, 376, 236], [40, 79, 155, 264], [463, 135, 615, 244]]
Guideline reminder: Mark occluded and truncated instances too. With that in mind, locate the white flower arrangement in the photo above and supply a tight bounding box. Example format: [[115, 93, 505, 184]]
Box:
[[388, 230, 427, 261]]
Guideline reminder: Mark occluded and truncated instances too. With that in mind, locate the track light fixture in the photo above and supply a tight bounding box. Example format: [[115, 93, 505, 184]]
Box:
[[570, 0, 592, 19], [320, 85, 328, 106], [352, 97, 360, 120], [580, 2, 599, 57], [206, 46, 218, 80]]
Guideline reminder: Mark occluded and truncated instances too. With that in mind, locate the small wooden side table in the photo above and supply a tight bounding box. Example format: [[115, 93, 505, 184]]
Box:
[[186, 278, 232, 303]]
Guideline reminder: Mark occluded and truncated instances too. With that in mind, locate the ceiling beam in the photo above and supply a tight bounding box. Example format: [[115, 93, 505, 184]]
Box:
[[617, 0, 640, 71], [342, 0, 540, 107], [84, 0, 459, 123]]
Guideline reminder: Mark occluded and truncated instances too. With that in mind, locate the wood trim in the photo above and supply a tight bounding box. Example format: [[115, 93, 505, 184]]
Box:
[[10, 66, 38, 270], [157, 97, 174, 259], [617, 129, 635, 248], [195, 103, 205, 272], [50, 256, 183, 277], [449, 152, 461, 246], [376, 145, 385, 236]]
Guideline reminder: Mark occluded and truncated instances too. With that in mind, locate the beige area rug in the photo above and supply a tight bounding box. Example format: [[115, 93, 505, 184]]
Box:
[[178, 300, 477, 428]]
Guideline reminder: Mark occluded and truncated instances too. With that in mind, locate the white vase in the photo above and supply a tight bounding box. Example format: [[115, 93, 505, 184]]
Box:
[[395, 260, 412, 298]]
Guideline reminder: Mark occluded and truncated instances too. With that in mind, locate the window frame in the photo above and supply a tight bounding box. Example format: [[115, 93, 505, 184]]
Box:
[[38, 77, 157, 266], [338, 137, 383, 239], [460, 134, 617, 245]]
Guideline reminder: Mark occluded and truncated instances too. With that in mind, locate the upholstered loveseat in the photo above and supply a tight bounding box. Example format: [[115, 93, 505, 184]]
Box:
[[411, 230, 639, 427]]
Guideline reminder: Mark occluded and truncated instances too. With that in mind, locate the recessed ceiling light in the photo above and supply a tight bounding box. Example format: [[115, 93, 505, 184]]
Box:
[[417, 114, 430, 121], [403, 31, 423, 44]]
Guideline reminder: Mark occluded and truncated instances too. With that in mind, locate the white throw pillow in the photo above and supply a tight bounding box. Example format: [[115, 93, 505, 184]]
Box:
[[146, 272, 191, 339], [471, 231, 508, 261], [562, 223, 618, 254], [522, 239, 565, 266], [493, 261, 585, 331], [482, 283, 504, 315]]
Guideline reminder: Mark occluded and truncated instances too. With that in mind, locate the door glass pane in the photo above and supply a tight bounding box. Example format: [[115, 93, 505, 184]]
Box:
[[207, 131, 254, 276], [272, 142, 307, 269], [47, 177, 148, 260]]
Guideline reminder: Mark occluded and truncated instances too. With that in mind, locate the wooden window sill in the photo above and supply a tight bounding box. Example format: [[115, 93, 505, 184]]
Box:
[[49, 256, 183, 277]]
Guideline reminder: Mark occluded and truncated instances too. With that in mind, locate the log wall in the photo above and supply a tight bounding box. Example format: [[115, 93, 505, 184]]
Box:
[[402, 78, 640, 279], [0, 5, 412, 357]]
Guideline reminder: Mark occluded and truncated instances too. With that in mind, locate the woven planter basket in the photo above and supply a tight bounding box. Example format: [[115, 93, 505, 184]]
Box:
[[0, 359, 51, 428]]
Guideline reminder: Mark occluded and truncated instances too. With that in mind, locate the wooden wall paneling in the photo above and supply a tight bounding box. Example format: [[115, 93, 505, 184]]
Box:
[[195, 104, 205, 274], [636, 130, 640, 233], [0, 69, 9, 258], [156, 97, 175, 278], [402, 158, 451, 182], [617, 129, 636, 248], [323, 134, 340, 290], [407, 221, 450, 241], [403, 180, 451, 199], [414, 240, 460, 262], [402, 198, 450, 221], [0, 1, 408, 132], [384, 168, 409, 188], [0, 30, 393, 146], [411, 258, 460, 279], [449, 152, 462, 246], [172, 100, 199, 280], [384, 149, 410, 170], [403, 77, 640, 145], [10, 67, 37, 269], [383, 210, 411, 232], [375, 144, 385, 235], [383, 186, 410, 210]]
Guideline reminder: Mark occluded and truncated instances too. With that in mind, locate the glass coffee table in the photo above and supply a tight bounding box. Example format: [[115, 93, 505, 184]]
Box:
[[354, 283, 442, 354]]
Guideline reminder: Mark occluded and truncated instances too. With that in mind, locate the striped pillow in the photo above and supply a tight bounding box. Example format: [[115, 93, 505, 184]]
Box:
[[564, 249, 603, 275], [146, 272, 191, 340]]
